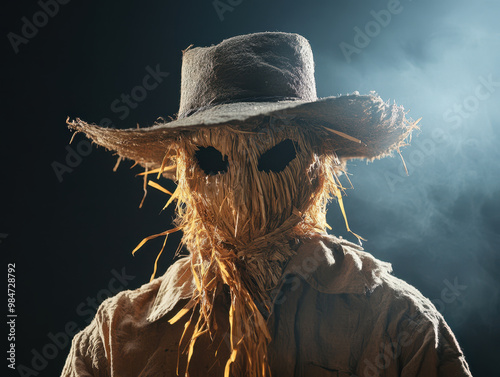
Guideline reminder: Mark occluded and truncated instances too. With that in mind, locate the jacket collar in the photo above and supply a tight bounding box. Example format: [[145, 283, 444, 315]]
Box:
[[281, 234, 392, 295], [147, 256, 195, 322], [147, 234, 392, 322]]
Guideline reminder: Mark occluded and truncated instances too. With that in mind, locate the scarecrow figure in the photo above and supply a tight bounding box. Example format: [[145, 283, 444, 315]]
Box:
[[62, 32, 472, 377]]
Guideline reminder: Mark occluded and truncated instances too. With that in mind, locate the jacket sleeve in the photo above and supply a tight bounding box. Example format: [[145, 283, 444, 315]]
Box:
[[399, 312, 472, 377], [60, 318, 109, 377]]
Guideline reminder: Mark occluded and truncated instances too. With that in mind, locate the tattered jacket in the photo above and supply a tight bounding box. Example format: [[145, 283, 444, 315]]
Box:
[[61, 235, 472, 377]]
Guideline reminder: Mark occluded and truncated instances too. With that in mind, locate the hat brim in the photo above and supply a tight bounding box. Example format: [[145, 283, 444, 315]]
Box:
[[68, 93, 415, 170]]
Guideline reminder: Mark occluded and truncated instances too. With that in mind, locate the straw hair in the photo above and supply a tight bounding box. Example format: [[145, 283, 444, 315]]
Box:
[[64, 30, 419, 376], [135, 122, 345, 377], [68, 113, 416, 376]]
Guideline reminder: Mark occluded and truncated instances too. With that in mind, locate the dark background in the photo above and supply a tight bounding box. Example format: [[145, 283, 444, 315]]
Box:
[[2, 0, 499, 376]]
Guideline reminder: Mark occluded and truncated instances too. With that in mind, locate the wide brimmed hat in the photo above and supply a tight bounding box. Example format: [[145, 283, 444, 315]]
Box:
[[68, 32, 414, 170]]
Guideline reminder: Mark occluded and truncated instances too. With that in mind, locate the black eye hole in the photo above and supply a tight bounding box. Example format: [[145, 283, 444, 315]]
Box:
[[257, 139, 299, 173], [194, 146, 229, 175]]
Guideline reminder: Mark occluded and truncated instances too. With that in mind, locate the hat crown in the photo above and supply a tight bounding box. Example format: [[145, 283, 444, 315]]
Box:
[[178, 32, 317, 118]]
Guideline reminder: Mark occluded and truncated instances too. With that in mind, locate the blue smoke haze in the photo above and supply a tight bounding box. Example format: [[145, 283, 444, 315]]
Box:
[[320, 0, 500, 371], [3, 0, 498, 376]]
